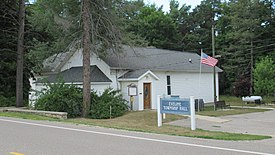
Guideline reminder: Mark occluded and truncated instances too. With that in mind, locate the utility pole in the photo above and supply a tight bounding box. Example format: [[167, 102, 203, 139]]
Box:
[[212, 26, 217, 111]]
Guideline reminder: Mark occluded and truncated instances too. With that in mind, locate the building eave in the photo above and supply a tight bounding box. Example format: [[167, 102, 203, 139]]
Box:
[[137, 70, 160, 80], [118, 78, 138, 82]]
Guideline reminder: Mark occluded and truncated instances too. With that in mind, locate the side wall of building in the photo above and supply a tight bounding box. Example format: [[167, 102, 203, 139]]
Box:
[[153, 71, 219, 104], [111, 71, 220, 111], [120, 81, 139, 111]]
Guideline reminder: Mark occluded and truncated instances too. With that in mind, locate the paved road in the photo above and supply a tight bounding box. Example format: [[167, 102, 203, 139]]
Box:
[[169, 109, 275, 137], [0, 117, 275, 155]]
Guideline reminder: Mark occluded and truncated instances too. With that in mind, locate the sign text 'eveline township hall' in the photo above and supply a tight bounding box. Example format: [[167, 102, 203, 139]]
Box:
[[158, 96, 195, 130], [163, 101, 188, 111], [160, 99, 190, 115]]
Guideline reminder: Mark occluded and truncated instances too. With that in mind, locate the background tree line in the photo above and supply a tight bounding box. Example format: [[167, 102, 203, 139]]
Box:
[[1, 0, 274, 107]]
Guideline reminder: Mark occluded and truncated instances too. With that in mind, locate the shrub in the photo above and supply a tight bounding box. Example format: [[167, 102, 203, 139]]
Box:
[[254, 56, 275, 96], [89, 88, 128, 119], [0, 95, 15, 107], [232, 74, 250, 97], [35, 82, 82, 118]]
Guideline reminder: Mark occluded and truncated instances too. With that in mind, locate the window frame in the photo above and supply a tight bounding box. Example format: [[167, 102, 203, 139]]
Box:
[[166, 75, 171, 95]]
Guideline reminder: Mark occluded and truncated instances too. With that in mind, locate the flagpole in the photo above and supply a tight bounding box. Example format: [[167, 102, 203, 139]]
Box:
[[198, 49, 203, 112], [212, 26, 217, 111]]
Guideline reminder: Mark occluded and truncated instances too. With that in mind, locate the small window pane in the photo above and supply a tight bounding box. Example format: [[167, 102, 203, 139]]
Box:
[[167, 86, 171, 95], [167, 76, 170, 85]]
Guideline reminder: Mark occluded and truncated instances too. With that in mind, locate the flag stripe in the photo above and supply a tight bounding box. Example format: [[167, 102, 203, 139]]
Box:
[[201, 52, 218, 67]]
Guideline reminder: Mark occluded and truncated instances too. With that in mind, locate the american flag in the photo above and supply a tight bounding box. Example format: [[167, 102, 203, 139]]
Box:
[[201, 52, 218, 67]]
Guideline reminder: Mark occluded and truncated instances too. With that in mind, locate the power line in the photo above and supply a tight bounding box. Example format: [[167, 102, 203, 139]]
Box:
[[220, 42, 275, 54], [252, 37, 275, 43]]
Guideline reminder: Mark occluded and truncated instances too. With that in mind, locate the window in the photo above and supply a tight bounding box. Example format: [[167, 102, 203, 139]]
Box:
[[167, 75, 171, 95]]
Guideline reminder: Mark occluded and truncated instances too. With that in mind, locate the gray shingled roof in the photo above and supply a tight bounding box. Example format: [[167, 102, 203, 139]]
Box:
[[42, 45, 222, 75], [42, 52, 69, 73], [36, 66, 111, 83], [42, 40, 79, 73], [103, 46, 222, 73]]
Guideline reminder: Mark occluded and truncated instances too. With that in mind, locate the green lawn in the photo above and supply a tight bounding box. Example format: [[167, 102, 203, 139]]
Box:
[[0, 111, 271, 141], [197, 106, 270, 117], [220, 95, 275, 107]]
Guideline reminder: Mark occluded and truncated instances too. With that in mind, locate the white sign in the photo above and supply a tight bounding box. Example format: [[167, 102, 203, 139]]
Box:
[[157, 95, 196, 130], [128, 87, 137, 96]]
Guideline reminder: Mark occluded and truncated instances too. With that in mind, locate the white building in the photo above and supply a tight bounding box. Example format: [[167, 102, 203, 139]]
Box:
[[30, 45, 222, 111]]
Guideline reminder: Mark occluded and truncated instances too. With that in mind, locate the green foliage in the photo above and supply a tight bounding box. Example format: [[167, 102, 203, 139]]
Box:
[[115, 0, 148, 47], [90, 88, 128, 119], [29, 0, 123, 68], [34, 82, 128, 118], [232, 74, 250, 97], [1, 0, 272, 103], [253, 56, 275, 96], [35, 82, 83, 118], [0, 96, 16, 107], [0, 0, 33, 100], [118, 3, 180, 49], [216, 0, 275, 94]]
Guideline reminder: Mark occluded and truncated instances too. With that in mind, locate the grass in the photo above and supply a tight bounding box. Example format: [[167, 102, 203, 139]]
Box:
[[0, 110, 271, 141], [197, 106, 270, 117], [220, 95, 275, 107]]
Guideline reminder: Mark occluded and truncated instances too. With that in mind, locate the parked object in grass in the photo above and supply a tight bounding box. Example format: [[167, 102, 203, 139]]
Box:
[[242, 96, 262, 103], [215, 100, 231, 110]]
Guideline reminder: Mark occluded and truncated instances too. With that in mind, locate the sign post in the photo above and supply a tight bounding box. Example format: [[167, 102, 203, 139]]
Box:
[[130, 96, 134, 111], [190, 96, 196, 130], [128, 84, 137, 111], [157, 95, 162, 127], [157, 95, 196, 130]]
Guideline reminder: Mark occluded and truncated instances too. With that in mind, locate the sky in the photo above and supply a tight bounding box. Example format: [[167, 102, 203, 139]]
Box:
[[145, 0, 202, 12], [29, 0, 202, 12]]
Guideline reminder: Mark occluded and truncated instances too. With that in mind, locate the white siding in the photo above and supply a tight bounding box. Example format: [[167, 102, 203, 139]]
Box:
[[120, 73, 159, 111], [59, 50, 125, 90], [29, 76, 47, 103], [153, 71, 219, 104], [61, 50, 110, 75], [119, 71, 219, 111], [29, 76, 47, 106], [120, 81, 139, 110]]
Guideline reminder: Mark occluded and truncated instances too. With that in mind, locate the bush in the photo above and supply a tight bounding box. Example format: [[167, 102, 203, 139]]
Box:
[[232, 74, 250, 97], [0, 95, 15, 107], [89, 88, 128, 119], [254, 56, 275, 96], [35, 82, 82, 118]]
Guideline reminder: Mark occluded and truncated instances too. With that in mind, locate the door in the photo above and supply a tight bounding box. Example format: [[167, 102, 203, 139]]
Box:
[[143, 83, 151, 109]]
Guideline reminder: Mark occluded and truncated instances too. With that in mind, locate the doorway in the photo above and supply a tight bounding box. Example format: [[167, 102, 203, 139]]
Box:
[[143, 83, 151, 109]]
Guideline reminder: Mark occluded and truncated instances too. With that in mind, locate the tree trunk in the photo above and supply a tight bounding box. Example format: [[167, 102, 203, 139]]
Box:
[[82, 0, 91, 117], [16, 0, 25, 107]]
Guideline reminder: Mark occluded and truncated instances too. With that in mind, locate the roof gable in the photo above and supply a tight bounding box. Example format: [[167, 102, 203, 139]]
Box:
[[138, 70, 159, 80], [118, 70, 159, 81]]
